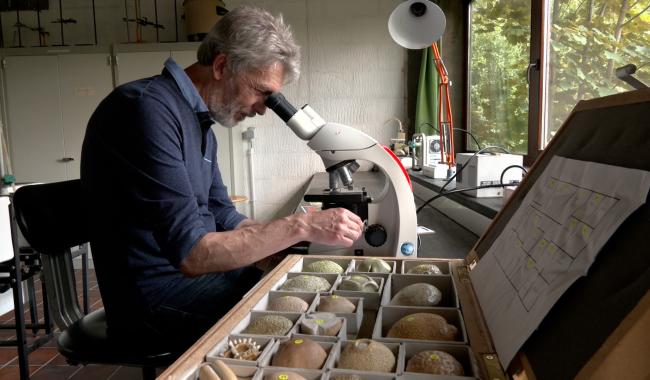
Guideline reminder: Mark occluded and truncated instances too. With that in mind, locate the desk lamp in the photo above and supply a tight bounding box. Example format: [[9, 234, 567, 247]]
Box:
[[388, 0, 455, 171]]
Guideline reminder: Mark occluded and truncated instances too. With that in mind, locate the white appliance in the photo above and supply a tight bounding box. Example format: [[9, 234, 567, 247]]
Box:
[[455, 153, 524, 198]]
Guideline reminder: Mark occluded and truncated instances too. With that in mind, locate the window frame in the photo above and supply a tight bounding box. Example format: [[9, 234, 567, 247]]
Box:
[[464, 0, 549, 166]]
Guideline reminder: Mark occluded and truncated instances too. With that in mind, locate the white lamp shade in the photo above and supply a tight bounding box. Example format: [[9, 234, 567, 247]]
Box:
[[388, 0, 446, 49]]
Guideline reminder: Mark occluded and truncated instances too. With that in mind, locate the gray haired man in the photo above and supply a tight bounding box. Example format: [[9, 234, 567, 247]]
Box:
[[81, 6, 363, 354]]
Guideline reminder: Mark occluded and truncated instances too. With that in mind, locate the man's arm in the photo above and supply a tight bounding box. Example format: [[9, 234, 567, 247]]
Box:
[[179, 207, 363, 276]]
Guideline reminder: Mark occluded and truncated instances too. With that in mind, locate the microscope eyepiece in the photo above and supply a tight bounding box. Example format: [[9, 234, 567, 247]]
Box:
[[265, 93, 298, 123]]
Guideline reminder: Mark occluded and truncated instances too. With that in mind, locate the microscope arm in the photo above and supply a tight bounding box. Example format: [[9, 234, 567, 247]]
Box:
[[265, 93, 418, 257]]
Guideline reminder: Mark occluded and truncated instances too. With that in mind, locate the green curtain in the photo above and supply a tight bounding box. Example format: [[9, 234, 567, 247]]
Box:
[[415, 45, 440, 135]]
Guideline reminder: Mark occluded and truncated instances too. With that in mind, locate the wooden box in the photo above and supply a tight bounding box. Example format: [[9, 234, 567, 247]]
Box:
[[160, 90, 650, 379]]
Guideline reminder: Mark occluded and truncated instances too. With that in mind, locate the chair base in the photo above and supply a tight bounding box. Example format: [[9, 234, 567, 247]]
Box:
[[58, 309, 175, 371]]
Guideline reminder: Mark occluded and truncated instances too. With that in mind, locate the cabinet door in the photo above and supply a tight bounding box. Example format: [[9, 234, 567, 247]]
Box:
[[59, 54, 114, 180], [115, 51, 170, 85], [4, 55, 66, 183]]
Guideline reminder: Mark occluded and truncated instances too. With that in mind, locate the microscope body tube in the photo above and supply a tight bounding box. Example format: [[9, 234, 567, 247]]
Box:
[[265, 93, 324, 140]]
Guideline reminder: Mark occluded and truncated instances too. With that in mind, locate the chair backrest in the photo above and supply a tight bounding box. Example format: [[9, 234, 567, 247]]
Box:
[[12, 179, 88, 328]]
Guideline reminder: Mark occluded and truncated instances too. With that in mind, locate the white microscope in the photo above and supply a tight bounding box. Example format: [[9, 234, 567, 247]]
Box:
[[265, 93, 418, 257]]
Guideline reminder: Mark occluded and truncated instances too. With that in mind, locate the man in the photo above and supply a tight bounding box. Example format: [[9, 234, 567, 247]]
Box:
[[81, 6, 363, 354]]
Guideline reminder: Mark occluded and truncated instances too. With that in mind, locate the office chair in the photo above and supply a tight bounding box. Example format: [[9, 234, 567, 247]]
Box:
[[12, 180, 174, 380]]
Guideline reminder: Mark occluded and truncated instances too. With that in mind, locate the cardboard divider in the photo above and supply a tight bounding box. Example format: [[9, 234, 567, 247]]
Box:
[[372, 306, 467, 344], [233, 311, 302, 338], [348, 259, 397, 274], [310, 295, 364, 336], [205, 335, 276, 367], [253, 367, 326, 380], [381, 274, 458, 308], [400, 341, 479, 379], [264, 336, 338, 371], [274, 272, 341, 293], [333, 276, 386, 310], [331, 340, 403, 375], [302, 257, 353, 274], [295, 313, 348, 341], [401, 260, 450, 275], [253, 291, 320, 313]]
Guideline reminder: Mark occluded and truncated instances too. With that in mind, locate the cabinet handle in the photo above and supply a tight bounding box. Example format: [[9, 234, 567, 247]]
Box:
[[58, 157, 75, 162]]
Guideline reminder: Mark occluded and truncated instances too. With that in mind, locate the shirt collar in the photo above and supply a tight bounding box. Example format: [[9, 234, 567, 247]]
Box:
[[164, 57, 210, 115]]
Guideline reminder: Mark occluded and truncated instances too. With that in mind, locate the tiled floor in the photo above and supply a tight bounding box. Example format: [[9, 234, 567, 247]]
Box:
[[0, 268, 151, 380]]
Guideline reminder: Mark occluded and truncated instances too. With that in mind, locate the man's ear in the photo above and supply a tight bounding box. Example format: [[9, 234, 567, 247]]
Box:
[[212, 53, 227, 81]]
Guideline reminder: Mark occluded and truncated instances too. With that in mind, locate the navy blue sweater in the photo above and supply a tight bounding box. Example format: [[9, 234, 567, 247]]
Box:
[[81, 65, 246, 327]]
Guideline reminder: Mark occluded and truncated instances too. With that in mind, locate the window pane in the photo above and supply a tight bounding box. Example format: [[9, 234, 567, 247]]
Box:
[[545, 0, 650, 145], [469, 0, 531, 154]]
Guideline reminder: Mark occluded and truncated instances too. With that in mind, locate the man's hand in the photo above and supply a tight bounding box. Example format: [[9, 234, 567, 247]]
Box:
[[302, 208, 364, 247]]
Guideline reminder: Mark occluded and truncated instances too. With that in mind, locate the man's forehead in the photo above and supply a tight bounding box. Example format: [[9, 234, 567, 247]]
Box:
[[245, 63, 285, 88]]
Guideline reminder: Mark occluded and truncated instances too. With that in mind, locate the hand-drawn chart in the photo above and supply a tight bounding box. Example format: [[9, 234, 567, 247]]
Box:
[[470, 156, 650, 367]]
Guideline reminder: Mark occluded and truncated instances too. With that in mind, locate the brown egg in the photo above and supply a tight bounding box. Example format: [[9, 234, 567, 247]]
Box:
[[268, 296, 309, 313], [263, 372, 307, 380], [337, 339, 395, 372], [387, 313, 458, 341], [406, 350, 464, 376], [271, 337, 327, 369], [317, 295, 356, 313]]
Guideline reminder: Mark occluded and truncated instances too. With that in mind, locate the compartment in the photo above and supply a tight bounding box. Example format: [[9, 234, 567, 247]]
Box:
[[301, 257, 353, 274], [264, 336, 338, 371], [333, 276, 385, 310], [331, 339, 402, 374], [372, 306, 467, 344], [381, 274, 458, 308], [349, 259, 397, 274], [274, 273, 340, 293], [295, 312, 347, 341], [311, 295, 364, 335], [400, 342, 479, 379], [253, 291, 319, 313], [206, 335, 275, 366], [401, 260, 450, 275], [233, 311, 302, 338], [191, 362, 259, 380]]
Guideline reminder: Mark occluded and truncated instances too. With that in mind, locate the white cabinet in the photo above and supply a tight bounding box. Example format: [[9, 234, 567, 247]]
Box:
[[3, 55, 65, 182], [1, 43, 242, 195], [2, 49, 113, 182], [114, 42, 199, 85]]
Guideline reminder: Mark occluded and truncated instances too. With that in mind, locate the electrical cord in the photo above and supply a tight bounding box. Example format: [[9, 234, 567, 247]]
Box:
[[419, 122, 483, 151], [416, 160, 526, 215], [438, 145, 511, 194], [416, 184, 507, 214], [500, 165, 528, 187]]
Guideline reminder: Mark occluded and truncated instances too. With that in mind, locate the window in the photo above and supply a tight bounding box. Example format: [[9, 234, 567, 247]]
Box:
[[468, 0, 650, 158], [468, 0, 531, 155], [543, 0, 650, 145]]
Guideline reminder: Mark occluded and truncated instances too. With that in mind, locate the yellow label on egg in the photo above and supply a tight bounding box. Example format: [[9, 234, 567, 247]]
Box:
[[430, 354, 440, 361], [331, 295, 339, 299], [278, 375, 289, 380], [407, 317, 414, 322], [315, 319, 324, 325], [294, 339, 303, 345]]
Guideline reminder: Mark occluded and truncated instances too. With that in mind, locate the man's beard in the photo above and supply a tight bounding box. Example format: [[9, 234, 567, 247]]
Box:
[[208, 97, 238, 128]]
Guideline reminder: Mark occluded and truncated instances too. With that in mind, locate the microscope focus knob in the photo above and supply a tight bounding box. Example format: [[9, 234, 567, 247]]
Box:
[[365, 224, 387, 247]]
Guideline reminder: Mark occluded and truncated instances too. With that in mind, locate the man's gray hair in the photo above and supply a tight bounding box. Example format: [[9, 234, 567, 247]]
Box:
[[197, 5, 301, 84]]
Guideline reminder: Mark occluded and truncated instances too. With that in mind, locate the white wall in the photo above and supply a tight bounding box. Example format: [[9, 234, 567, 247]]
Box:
[[231, 0, 407, 221], [2, 0, 408, 222]]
